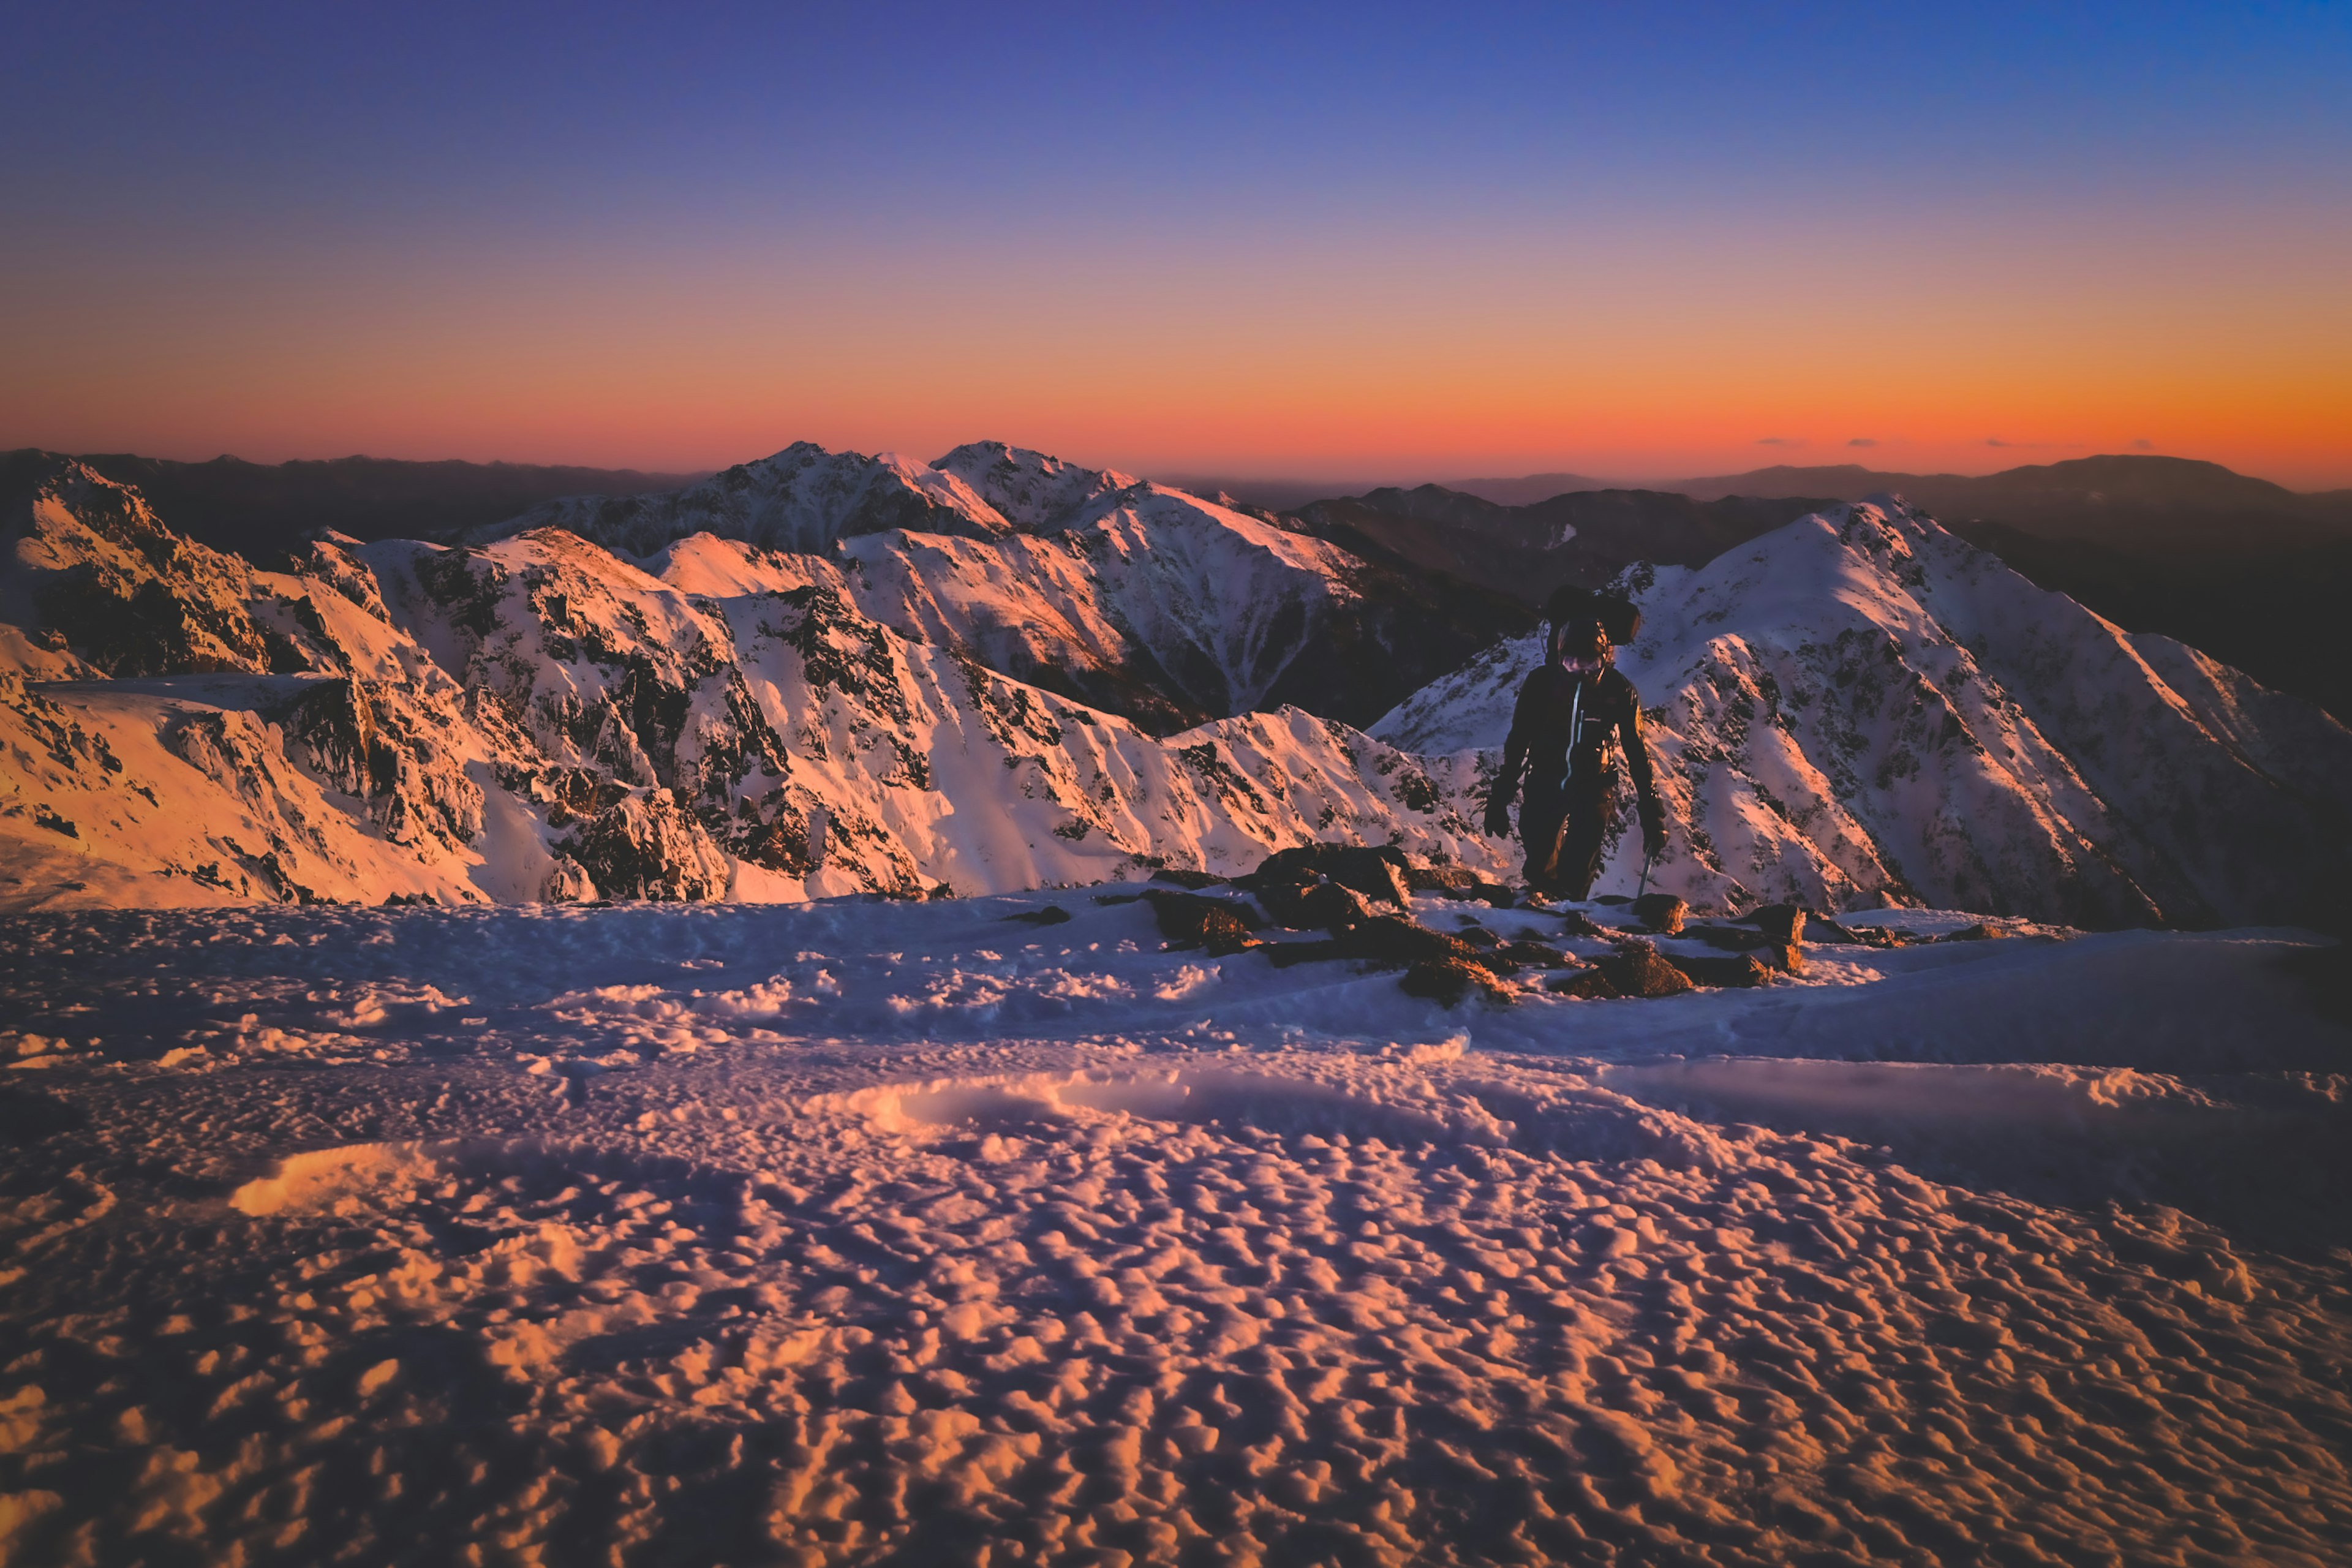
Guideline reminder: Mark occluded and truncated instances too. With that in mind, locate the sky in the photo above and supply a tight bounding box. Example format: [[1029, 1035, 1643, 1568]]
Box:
[[4, 1, 2349, 488]]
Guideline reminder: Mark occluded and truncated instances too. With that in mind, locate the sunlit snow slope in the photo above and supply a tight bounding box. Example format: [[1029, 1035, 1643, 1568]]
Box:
[[2, 460, 1495, 911]]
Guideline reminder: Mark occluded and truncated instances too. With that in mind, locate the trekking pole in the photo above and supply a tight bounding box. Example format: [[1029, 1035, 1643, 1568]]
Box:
[[1636, 850, 1654, 900]]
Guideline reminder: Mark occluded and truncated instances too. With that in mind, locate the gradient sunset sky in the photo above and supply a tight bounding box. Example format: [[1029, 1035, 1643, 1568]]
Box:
[[6, 2, 2349, 487]]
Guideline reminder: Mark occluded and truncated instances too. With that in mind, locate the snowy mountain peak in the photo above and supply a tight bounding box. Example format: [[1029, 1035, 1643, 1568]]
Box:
[[933, 441, 1143, 531], [467, 440, 1013, 557]]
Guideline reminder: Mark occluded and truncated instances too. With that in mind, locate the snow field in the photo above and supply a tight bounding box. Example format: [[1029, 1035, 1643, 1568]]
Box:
[[2, 897, 2348, 1565]]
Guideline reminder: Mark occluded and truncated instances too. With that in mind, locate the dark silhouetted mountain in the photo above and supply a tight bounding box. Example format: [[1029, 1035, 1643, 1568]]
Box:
[[1441, 471, 1614, 507], [1666, 454, 2350, 538], [0, 450, 705, 562], [1287, 485, 1830, 608]]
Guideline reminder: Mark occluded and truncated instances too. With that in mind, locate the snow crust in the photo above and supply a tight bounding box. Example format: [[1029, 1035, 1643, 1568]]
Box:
[[2, 894, 2346, 1563]]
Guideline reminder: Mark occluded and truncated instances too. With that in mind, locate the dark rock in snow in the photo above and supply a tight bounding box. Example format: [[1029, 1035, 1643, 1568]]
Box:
[[1003, 906, 1072, 926], [1741, 902, 1809, 945], [1243, 843, 1412, 909], [1553, 908, 1611, 939], [1332, 915, 1482, 969], [1455, 925, 1501, 949], [1495, 940, 1574, 970], [1257, 878, 1376, 931], [1403, 862, 1517, 907], [1665, 951, 1774, 989], [1400, 956, 1512, 1007], [1544, 968, 1621, 1000], [1597, 939, 1696, 998], [1683, 924, 1773, 952], [1259, 938, 1351, 968], [1143, 889, 1262, 954], [1632, 893, 1688, 934], [1148, 868, 1229, 889]]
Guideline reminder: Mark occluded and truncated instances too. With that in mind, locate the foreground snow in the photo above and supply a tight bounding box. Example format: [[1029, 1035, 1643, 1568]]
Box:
[[3, 898, 2347, 1564]]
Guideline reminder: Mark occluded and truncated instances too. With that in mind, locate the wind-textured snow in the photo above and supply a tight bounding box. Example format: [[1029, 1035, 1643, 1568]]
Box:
[[1, 893, 2346, 1565], [1374, 498, 2352, 927]]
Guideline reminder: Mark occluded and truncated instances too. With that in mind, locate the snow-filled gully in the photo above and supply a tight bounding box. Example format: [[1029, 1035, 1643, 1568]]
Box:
[[2, 895, 2348, 1566]]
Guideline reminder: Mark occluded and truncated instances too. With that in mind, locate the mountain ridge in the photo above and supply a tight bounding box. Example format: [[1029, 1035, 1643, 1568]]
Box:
[[6, 449, 2346, 927]]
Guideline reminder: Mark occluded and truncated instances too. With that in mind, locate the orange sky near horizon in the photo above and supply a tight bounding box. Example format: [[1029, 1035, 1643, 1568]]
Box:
[[9, 200, 2347, 489]]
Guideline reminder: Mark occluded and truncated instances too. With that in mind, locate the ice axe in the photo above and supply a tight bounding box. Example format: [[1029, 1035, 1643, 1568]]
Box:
[[1636, 849, 1655, 900]]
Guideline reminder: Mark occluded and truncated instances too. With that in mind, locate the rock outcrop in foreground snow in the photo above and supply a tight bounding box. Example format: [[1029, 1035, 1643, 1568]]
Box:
[[6, 453, 2346, 925]]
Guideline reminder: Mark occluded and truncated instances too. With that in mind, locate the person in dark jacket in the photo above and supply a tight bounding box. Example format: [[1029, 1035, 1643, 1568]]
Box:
[[1482, 611, 1668, 897]]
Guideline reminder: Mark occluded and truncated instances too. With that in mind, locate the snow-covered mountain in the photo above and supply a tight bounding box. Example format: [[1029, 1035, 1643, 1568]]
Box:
[[2, 459, 1497, 911], [476, 440, 1521, 731], [7, 454, 2346, 926], [1376, 497, 2352, 927]]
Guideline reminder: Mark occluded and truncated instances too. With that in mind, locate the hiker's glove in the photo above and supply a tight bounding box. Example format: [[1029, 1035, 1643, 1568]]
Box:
[[1482, 796, 1512, 838], [1640, 802, 1668, 859]]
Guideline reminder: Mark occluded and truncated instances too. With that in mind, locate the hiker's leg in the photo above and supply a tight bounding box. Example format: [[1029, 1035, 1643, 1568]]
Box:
[[1556, 804, 1608, 899], [1555, 776, 1616, 899], [1518, 788, 1567, 892]]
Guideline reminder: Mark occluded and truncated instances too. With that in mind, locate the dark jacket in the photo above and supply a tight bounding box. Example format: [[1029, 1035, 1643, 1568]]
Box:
[[1493, 663, 1660, 822]]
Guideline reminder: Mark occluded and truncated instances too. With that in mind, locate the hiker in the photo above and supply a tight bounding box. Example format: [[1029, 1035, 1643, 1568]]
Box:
[[1482, 593, 1668, 899]]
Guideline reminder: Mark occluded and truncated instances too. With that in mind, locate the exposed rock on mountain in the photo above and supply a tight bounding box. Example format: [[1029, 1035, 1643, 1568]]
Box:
[[2, 461, 292, 678], [1376, 499, 2352, 927]]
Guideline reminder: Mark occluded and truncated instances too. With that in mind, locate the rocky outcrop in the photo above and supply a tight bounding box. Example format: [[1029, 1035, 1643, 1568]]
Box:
[[266, 679, 484, 853], [560, 791, 731, 902], [4, 461, 292, 677]]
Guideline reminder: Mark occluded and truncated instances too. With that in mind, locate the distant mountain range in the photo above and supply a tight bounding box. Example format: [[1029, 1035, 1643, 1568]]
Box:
[[10, 445, 2348, 722], [0, 450, 706, 562], [1657, 454, 2352, 541]]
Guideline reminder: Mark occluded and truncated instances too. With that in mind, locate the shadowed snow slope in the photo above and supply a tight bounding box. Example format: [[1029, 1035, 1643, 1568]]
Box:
[[2, 896, 2346, 1564], [1375, 499, 2352, 927]]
